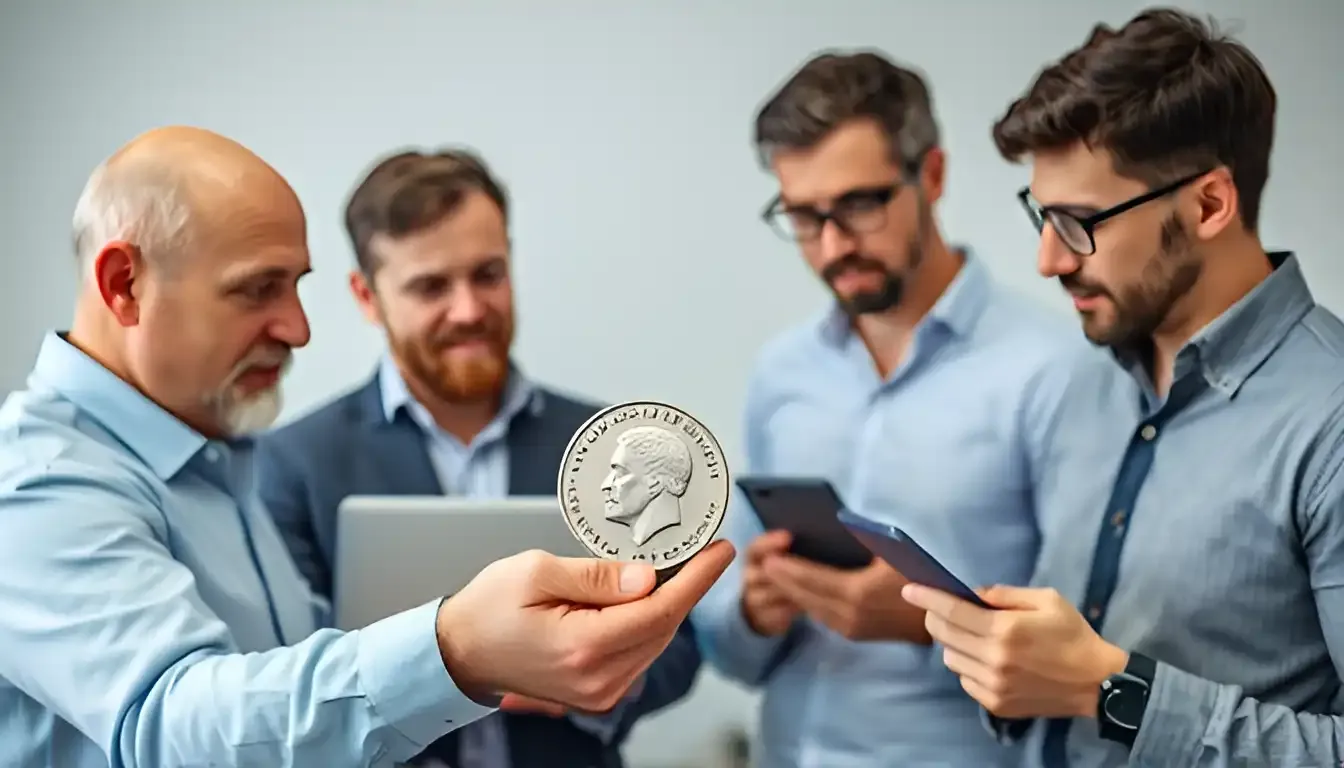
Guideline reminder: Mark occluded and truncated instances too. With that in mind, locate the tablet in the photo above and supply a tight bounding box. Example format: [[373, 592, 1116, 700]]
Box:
[[332, 495, 587, 630], [736, 476, 873, 570], [836, 508, 991, 608]]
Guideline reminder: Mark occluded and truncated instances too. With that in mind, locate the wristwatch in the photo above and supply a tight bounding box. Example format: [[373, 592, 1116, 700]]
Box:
[[1097, 651, 1156, 748]]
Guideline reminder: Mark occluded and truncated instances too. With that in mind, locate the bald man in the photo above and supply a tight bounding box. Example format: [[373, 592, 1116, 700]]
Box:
[[0, 126, 733, 768]]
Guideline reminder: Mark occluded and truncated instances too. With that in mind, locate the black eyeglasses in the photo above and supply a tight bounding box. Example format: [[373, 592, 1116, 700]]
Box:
[[762, 182, 902, 243], [1017, 169, 1211, 256]]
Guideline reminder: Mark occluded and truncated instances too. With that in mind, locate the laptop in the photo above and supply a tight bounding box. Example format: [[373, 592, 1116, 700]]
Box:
[[332, 495, 589, 631]]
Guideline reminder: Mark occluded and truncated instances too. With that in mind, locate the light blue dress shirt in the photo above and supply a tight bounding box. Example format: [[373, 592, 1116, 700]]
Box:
[[999, 253, 1344, 767], [379, 357, 637, 768], [693, 253, 1098, 767], [0, 333, 495, 768]]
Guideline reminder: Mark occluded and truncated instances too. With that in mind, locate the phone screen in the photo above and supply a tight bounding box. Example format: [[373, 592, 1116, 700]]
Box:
[[836, 509, 991, 608]]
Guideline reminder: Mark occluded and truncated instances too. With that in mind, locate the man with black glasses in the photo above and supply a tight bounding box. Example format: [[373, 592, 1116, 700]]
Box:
[[690, 50, 1107, 766], [905, 8, 1344, 767]]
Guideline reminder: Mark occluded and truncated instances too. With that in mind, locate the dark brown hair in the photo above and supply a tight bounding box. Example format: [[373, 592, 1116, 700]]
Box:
[[344, 148, 509, 275], [754, 50, 940, 172], [992, 7, 1275, 231]]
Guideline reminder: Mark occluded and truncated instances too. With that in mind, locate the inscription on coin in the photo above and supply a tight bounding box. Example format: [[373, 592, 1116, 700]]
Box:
[[558, 401, 730, 570]]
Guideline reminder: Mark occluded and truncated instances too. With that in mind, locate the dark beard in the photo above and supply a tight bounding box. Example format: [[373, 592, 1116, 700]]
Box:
[[822, 217, 924, 316], [823, 244, 917, 317], [1068, 214, 1201, 349], [842, 274, 904, 315]]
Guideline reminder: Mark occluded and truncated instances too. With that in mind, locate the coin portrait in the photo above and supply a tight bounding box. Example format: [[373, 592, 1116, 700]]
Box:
[[558, 401, 729, 570]]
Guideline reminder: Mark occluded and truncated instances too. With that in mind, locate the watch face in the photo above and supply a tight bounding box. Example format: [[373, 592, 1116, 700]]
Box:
[[1102, 684, 1145, 729]]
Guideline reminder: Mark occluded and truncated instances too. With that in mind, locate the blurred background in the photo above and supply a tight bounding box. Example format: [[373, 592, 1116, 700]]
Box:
[[2, 1, 1340, 764]]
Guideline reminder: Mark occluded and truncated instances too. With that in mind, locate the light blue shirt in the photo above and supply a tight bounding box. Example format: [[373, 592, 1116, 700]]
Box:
[[0, 333, 495, 768], [379, 354, 538, 501], [1003, 253, 1344, 767], [380, 357, 637, 767], [693, 253, 1095, 767]]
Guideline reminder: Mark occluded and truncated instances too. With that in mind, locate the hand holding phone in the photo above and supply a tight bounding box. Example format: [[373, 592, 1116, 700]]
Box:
[[736, 477, 873, 570], [740, 529, 802, 637], [836, 509, 992, 609]]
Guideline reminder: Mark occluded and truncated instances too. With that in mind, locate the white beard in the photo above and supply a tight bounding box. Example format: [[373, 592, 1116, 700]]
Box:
[[210, 345, 292, 437], [218, 385, 283, 437]]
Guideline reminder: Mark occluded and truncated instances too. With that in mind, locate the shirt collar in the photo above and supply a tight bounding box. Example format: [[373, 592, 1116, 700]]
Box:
[[1190, 251, 1314, 396], [1114, 251, 1312, 398], [818, 246, 988, 347], [29, 332, 207, 480], [377, 353, 543, 429]]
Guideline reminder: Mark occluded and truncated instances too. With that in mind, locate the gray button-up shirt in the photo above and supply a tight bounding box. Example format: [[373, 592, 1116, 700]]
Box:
[[1019, 252, 1344, 767]]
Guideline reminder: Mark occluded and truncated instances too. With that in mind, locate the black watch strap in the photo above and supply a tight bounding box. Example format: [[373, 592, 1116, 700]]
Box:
[[1125, 652, 1156, 685], [1097, 652, 1155, 749]]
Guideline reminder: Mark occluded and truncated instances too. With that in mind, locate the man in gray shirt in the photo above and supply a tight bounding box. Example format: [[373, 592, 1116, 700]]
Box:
[[903, 8, 1344, 768]]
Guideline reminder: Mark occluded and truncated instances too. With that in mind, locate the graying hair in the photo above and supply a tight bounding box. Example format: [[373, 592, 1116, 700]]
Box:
[[71, 159, 193, 273], [754, 50, 941, 174]]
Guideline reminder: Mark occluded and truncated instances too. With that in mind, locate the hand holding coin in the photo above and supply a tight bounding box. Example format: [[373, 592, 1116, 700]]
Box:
[[435, 401, 737, 715], [435, 541, 734, 713]]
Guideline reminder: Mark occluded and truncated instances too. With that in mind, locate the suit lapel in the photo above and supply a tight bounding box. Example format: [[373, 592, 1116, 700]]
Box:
[[507, 407, 562, 496], [353, 374, 443, 496], [358, 372, 571, 498]]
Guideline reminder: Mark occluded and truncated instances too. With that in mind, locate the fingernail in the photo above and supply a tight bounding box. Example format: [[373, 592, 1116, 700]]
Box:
[[620, 564, 650, 593], [901, 584, 920, 601]]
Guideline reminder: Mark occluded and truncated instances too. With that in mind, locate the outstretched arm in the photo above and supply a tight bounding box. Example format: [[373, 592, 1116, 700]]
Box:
[[0, 462, 494, 767]]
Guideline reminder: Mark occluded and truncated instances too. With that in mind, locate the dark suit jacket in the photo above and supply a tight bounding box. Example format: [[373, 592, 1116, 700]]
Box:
[[253, 372, 701, 768]]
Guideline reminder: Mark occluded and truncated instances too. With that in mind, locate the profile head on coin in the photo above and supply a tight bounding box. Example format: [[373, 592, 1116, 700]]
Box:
[[558, 401, 730, 572]]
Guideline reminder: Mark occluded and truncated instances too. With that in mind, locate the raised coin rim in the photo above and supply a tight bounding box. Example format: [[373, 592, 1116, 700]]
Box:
[[555, 399, 730, 569]]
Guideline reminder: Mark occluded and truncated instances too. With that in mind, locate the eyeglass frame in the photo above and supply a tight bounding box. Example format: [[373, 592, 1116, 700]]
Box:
[[759, 155, 927, 243], [1016, 169, 1213, 256], [760, 182, 905, 243]]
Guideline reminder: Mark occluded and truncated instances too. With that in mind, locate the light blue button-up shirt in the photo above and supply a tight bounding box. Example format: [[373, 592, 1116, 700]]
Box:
[[379, 354, 538, 501], [693, 253, 1098, 767], [380, 357, 637, 767], [0, 333, 494, 768], [1004, 254, 1344, 767]]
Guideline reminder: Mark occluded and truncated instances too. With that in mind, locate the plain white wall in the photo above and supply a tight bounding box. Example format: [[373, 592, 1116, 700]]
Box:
[[2, 1, 1341, 764]]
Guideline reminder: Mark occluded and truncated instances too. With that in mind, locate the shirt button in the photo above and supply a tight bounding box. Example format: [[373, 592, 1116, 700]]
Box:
[[1087, 605, 1102, 621], [1140, 424, 1158, 441], [1112, 509, 1127, 527], [203, 446, 220, 462]]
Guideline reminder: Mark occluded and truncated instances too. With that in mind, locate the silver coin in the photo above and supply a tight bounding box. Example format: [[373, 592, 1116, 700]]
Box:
[[557, 400, 730, 571]]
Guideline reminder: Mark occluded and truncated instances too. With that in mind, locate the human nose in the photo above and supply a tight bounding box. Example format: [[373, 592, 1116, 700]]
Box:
[[445, 281, 488, 326], [1036, 223, 1082, 279], [271, 290, 311, 349], [816, 219, 858, 265]]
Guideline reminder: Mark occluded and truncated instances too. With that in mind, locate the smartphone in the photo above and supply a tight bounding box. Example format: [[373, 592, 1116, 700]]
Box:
[[836, 508, 991, 608], [736, 476, 874, 570]]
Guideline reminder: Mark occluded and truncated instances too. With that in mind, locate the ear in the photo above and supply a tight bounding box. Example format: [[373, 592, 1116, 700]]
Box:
[[1189, 167, 1239, 241], [93, 241, 144, 327], [916, 147, 947, 206], [348, 269, 384, 327]]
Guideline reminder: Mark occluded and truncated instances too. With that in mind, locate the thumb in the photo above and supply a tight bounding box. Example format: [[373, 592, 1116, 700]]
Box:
[[534, 555, 657, 606], [977, 584, 1046, 610]]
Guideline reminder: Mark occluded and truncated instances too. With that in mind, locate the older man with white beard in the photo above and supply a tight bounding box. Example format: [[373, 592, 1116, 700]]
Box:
[[0, 126, 731, 768]]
